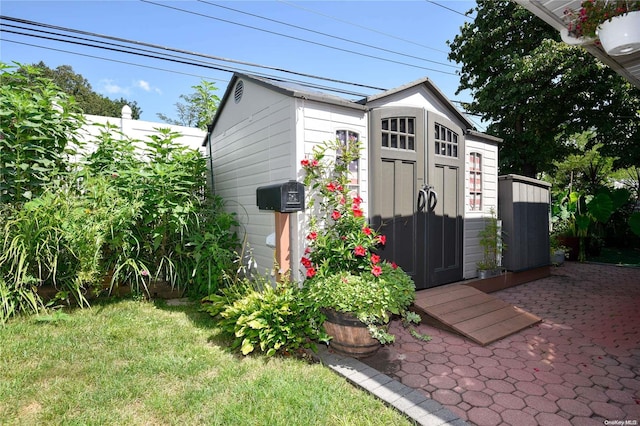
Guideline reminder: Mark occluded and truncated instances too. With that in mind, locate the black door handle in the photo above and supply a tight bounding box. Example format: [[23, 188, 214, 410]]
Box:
[[417, 188, 427, 212], [428, 188, 438, 211], [417, 184, 438, 213]]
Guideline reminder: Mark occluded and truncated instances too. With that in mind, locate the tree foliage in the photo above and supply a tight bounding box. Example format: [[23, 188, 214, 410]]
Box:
[[157, 80, 220, 130], [550, 132, 616, 195], [448, 0, 640, 177], [21, 62, 142, 119]]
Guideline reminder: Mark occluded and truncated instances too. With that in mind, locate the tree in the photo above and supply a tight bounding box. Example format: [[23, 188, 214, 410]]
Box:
[[448, 1, 640, 177], [157, 80, 220, 130], [22, 62, 142, 119], [550, 132, 616, 195]]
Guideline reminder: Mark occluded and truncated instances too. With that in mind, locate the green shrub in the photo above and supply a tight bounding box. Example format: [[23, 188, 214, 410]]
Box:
[[202, 277, 329, 357], [302, 262, 416, 344], [0, 63, 239, 322], [86, 124, 239, 297], [0, 62, 84, 204], [177, 197, 239, 297]]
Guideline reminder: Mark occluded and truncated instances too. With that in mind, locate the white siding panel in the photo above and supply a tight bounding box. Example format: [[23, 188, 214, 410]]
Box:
[[463, 137, 499, 278], [292, 99, 368, 283]]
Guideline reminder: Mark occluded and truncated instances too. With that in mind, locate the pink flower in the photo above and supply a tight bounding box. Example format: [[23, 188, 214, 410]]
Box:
[[371, 265, 383, 277], [326, 182, 337, 192], [391, 262, 398, 270], [362, 226, 372, 236], [331, 210, 341, 220], [311, 159, 319, 167], [370, 254, 381, 264], [307, 232, 317, 240], [301, 257, 312, 268], [141, 270, 149, 277], [377, 235, 387, 246], [306, 267, 316, 278], [352, 206, 363, 217], [354, 245, 366, 257], [301, 158, 310, 167], [111, 173, 118, 178]]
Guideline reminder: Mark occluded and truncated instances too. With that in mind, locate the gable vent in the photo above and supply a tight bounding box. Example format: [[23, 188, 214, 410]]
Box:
[[234, 80, 244, 104]]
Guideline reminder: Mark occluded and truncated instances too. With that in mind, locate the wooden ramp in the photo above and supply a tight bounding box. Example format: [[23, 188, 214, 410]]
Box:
[[413, 284, 541, 346]]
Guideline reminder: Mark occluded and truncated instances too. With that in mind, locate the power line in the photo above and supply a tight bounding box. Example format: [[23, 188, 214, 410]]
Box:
[[0, 22, 375, 97], [278, 0, 451, 55], [199, 1, 458, 69], [2, 38, 226, 83], [0, 16, 475, 111], [140, 0, 458, 76], [425, 1, 471, 18], [0, 16, 386, 92]]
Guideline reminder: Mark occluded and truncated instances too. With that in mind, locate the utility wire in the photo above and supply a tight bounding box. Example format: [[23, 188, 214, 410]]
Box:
[[199, 1, 458, 69], [278, 0, 451, 55], [0, 16, 387, 92], [425, 1, 471, 18], [2, 38, 226, 83], [0, 17, 474, 109], [0, 24, 374, 97], [140, 0, 458, 76]]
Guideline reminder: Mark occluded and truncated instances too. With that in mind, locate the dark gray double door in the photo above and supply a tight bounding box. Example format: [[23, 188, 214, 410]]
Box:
[[369, 107, 464, 290]]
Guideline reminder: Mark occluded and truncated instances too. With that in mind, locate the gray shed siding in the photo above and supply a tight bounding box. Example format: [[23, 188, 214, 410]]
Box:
[[498, 174, 551, 272], [209, 79, 296, 274], [207, 73, 503, 284]]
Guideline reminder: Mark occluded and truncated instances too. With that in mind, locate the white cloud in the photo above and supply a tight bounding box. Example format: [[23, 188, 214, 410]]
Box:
[[137, 80, 151, 91], [136, 79, 162, 95], [98, 78, 162, 98], [99, 79, 130, 96]]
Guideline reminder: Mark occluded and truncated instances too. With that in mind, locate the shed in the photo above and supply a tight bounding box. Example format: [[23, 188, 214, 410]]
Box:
[[498, 174, 551, 272], [205, 73, 502, 289]]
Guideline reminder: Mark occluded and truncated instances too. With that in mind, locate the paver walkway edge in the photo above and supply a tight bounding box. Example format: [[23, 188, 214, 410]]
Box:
[[315, 346, 470, 426]]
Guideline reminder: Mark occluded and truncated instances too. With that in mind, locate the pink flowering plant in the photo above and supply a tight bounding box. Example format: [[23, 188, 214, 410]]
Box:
[[564, 0, 640, 39], [300, 139, 419, 344]]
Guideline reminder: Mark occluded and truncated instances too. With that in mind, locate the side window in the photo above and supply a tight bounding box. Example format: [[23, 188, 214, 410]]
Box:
[[469, 152, 482, 211], [336, 130, 360, 195], [434, 123, 459, 158], [380, 117, 415, 150]]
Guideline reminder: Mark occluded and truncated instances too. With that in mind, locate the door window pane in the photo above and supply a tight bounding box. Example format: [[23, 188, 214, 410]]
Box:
[[434, 123, 459, 158], [381, 116, 416, 151]]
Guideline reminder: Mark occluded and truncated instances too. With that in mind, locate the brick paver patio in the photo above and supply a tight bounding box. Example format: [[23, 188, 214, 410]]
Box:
[[360, 262, 640, 425]]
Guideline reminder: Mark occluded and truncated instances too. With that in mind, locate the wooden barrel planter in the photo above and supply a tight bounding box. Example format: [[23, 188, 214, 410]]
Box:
[[321, 308, 380, 358]]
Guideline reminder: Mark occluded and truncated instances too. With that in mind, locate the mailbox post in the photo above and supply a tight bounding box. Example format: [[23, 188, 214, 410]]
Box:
[[256, 181, 305, 282]]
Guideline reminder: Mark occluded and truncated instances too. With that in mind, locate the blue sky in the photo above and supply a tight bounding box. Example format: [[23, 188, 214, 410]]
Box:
[[1, 1, 480, 128]]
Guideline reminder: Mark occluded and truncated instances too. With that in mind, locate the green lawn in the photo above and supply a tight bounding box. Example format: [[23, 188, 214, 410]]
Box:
[[0, 299, 411, 425]]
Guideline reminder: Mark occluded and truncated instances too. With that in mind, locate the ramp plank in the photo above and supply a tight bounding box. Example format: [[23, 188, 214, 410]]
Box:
[[413, 284, 541, 346]]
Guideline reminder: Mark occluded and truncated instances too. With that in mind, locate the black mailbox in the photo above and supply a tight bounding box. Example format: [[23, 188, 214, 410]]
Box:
[[256, 180, 305, 213]]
